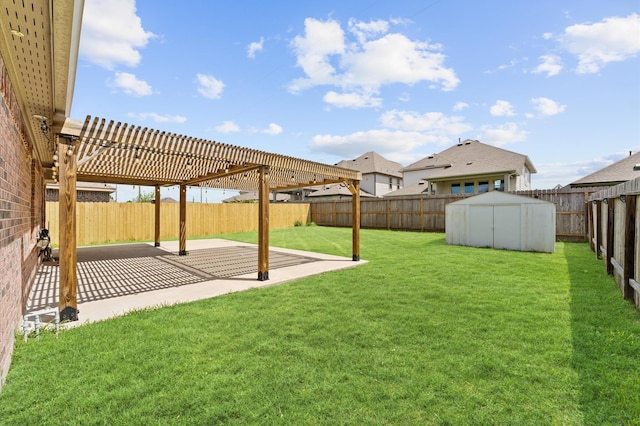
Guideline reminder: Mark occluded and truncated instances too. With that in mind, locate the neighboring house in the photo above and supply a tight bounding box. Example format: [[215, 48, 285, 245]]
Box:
[[46, 182, 116, 202], [401, 139, 536, 195], [307, 183, 375, 201], [335, 151, 403, 197], [568, 151, 640, 188], [383, 181, 432, 197], [223, 191, 290, 203]]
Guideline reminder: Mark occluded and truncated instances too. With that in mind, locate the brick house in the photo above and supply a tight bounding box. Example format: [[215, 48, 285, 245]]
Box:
[[46, 182, 116, 202], [0, 1, 82, 389]]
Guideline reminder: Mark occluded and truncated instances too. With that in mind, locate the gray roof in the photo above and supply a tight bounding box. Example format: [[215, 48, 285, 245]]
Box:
[[383, 181, 431, 197], [449, 191, 553, 206], [223, 191, 291, 202], [570, 152, 640, 187], [308, 183, 375, 198], [335, 151, 403, 178], [402, 139, 536, 180]]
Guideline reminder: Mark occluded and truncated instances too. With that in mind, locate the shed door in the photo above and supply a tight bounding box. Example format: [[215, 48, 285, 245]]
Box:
[[468, 205, 521, 249], [493, 205, 520, 250], [468, 205, 494, 247]]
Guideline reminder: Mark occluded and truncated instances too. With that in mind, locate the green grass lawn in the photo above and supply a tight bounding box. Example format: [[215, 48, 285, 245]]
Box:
[[1, 227, 639, 425]]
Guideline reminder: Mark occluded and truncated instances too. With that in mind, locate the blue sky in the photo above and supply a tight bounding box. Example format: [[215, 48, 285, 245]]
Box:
[[71, 0, 640, 202]]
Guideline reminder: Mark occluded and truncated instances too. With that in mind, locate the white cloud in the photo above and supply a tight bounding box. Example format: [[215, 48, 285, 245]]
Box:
[[558, 13, 640, 74], [80, 0, 155, 69], [128, 112, 187, 123], [215, 121, 240, 133], [530, 97, 567, 116], [262, 123, 283, 135], [111, 72, 152, 96], [532, 55, 563, 77], [490, 100, 516, 117], [453, 102, 469, 111], [288, 18, 459, 107], [348, 18, 389, 44], [289, 18, 345, 92], [309, 129, 437, 158], [341, 33, 459, 90], [380, 110, 472, 136], [323, 91, 382, 108], [477, 122, 528, 146], [247, 37, 264, 59], [196, 73, 225, 99]]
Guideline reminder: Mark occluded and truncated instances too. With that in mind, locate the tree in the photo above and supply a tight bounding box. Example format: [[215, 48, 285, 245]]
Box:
[[130, 190, 155, 203]]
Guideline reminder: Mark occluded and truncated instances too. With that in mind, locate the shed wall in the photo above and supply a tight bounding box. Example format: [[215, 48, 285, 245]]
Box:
[[445, 194, 555, 253]]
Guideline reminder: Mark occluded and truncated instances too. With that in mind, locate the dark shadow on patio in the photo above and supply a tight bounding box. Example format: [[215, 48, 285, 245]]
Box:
[[28, 243, 319, 313]]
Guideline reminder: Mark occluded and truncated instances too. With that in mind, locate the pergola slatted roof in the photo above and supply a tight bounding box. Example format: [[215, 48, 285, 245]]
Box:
[[63, 116, 360, 191]]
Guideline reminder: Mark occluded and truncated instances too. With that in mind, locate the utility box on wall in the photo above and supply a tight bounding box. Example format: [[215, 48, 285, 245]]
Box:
[[446, 192, 556, 253]]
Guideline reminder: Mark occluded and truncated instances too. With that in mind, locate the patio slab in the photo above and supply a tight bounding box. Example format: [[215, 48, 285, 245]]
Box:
[[28, 239, 366, 328]]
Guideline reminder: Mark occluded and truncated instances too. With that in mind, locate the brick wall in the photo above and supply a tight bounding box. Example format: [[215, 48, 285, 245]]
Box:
[[46, 188, 111, 202], [0, 55, 43, 390]]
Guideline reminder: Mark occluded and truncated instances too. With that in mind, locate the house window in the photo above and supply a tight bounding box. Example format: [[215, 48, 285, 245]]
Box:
[[451, 183, 461, 194], [494, 179, 504, 191], [464, 182, 474, 194], [389, 177, 393, 190], [478, 181, 489, 193]]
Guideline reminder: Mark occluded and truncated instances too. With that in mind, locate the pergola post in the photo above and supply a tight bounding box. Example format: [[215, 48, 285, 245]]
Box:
[[258, 166, 270, 281], [154, 185, 161, 247], [58, 136, 79, 321], [179, 184, 187, 255], [347, 180, 361, 261]]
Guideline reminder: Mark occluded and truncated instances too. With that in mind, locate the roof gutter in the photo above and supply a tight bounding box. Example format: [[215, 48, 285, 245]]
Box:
[[426, 169, 518, 182]]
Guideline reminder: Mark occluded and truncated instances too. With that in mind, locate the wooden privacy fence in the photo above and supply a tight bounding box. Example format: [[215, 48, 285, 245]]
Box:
[[310, 190, 592, 241], [45, 202, 311, 246], [588, 178, 640, 308]]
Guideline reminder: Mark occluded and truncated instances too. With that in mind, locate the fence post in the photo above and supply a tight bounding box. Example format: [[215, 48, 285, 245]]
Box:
[[623, 194, 635, 299], [594, 200, 601, 259], [606, 199, 614, 275]]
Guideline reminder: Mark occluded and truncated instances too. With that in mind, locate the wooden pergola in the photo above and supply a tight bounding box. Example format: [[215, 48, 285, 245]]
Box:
[[55, 116, 362, 320]]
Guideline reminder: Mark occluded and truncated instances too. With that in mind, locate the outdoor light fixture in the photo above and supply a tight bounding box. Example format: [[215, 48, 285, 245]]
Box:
[[33, 114, 49, 134], [186, 155, 192, 169], [603, 198, 608, 204], [620, 194, 626, 203], [134, 148, 141, 163], [66, 144, 74, 156]]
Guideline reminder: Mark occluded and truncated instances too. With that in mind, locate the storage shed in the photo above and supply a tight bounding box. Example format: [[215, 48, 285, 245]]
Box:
[[446, 192, 555, 253]]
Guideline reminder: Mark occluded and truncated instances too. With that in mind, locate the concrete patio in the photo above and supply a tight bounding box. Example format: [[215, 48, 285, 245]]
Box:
[[27, 239, 366, 328]]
